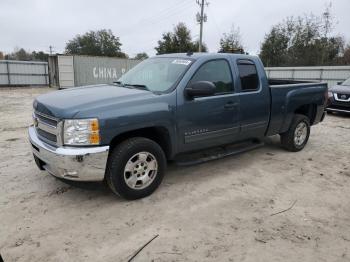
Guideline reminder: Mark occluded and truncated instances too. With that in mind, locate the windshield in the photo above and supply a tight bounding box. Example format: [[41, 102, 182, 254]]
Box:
[[117, 57, 193, 92], [341, 77, 350, 86]]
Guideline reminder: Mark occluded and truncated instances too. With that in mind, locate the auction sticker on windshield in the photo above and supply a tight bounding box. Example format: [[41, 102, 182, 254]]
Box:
[[172, 59, 192, 66]]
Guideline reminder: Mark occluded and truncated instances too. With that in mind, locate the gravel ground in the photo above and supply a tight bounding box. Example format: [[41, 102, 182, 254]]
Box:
[[0, 87, 349, 262]]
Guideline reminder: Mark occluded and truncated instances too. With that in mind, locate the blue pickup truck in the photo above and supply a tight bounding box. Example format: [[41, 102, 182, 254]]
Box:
[[29, 53, 327, 199]]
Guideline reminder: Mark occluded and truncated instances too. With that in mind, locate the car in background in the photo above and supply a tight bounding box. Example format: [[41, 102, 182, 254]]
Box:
[[327, 77, 350, 114]]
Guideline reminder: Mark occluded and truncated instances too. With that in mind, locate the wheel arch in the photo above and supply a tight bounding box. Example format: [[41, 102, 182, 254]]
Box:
[[294, 104, 317, 125], [109, 126, 173, 160], [280, 103, 317, 134]]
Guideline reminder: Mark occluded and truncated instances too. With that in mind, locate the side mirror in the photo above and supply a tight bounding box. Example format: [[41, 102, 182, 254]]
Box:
[[185, 81, 216, 98], [337, 81, 343, 85]]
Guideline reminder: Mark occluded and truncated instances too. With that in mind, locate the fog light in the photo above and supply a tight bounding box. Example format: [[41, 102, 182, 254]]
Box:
[[63, 170, 79, 178]]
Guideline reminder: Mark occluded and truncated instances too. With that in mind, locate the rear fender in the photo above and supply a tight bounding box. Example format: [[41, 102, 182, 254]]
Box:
[[280, 87, 326, 133]]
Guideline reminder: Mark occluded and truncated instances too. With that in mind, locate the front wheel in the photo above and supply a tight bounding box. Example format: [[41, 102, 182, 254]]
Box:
[[280, 114, 310, 152], [105, 137, 166, 200]]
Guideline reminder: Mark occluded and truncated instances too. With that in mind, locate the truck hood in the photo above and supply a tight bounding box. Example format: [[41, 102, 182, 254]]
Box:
[[329, 85, 350, 94], [34, 84, 153, 119]]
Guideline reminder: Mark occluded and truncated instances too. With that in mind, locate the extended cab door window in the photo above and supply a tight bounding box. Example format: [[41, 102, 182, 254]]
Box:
[[235, 59, 269, 138], [237, 60, 259, 92], [190, 59, 233, 95]]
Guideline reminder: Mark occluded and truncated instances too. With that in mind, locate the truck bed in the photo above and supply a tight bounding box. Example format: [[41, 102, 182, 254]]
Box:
[[266, 79, 327, 136], [268, 78, 318, 86]]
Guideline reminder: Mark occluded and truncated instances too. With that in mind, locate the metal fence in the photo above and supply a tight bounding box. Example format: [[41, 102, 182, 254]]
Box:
[[48, 55, 140, 88], [0, 60, 49, 86], [265, 66, 350, 87]]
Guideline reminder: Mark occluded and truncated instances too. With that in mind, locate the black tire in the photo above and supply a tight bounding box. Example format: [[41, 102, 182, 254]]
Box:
[[105, 137, 166, 200], [280, 114, 310, 152]]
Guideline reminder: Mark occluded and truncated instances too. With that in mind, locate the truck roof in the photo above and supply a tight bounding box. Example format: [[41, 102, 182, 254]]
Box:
[[155, 52, 258, 61]]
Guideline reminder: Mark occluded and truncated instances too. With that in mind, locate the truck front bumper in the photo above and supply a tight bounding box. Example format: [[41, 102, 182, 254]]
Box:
[[29, 126, 109, 181]]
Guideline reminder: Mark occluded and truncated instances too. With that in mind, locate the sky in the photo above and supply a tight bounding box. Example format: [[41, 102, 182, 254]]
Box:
[[1, 0, 349, 57]]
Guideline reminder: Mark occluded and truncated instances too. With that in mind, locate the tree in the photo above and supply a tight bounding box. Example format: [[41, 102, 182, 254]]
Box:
[[193, 41, 208, 53], [259, 24, 290, 67], [65, 29, 127, 58], [155, 22, 207, 54], [0, 52, 4, 60], [5, 48, 32, 60], [32, 51, 49, 61], [16, 48, 32, 60], [4, 48, 49, 61], [134, 52, 149, 60], [219, 25, 244, 53], [342, 45, 350, 65], [259, 5, 345, 66]]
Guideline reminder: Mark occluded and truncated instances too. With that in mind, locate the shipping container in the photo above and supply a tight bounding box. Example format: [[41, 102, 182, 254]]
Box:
[[48, 55, 140, 88]]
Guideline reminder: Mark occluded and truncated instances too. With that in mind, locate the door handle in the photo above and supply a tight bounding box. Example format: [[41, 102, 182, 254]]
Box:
[[224, 101, 238, 109]]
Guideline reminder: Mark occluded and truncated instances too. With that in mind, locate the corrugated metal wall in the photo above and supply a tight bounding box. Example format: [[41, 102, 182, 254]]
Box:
[[0, 60, 49, 86], [265, 66, 350, 87]]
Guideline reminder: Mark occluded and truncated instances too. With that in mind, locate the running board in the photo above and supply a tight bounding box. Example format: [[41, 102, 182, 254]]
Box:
[[175, 140, 264, 166]]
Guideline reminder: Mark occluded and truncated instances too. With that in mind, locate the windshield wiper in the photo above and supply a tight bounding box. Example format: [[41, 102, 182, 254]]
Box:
[[113, 81, 125, 87], [124, 84, 149, 91], [113, 81, 150, 91]]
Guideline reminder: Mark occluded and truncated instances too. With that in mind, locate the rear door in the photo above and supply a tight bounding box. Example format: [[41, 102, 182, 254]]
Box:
[[234, 59, 270, 139]]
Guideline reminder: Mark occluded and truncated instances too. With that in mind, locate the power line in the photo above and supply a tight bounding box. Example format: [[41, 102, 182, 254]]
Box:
[[136, 0, 192, 25], [118, 0, 194, 38], [206, 4, 223, 39]]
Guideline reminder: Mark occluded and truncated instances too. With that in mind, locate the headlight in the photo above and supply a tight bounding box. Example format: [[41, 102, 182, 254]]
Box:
[[63, 118, 100, 145]]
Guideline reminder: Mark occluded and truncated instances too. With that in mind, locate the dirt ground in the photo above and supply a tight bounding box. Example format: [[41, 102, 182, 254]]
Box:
[[0, 87, 349, 262]]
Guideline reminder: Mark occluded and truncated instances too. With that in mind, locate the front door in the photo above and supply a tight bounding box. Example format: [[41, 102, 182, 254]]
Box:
[[177, 59, 240, 153]]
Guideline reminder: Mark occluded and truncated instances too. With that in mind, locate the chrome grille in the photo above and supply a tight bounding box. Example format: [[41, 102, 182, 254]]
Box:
[[35, 112, 58, 126], [37, 128, 57, 142], [33, 111, 61, 146]]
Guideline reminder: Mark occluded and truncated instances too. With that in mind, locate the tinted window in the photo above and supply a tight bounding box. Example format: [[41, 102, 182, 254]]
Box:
[[190, 60, 233, 94], [237, 60, 259, 91]]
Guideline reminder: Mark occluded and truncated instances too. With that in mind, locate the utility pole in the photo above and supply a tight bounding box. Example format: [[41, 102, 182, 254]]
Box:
[[49, 45, 53, 55], [196, 0, 208, 52]]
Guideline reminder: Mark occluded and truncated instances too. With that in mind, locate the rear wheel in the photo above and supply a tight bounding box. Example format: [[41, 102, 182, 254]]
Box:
[[105, 137, 166, 200], [280, 114, 310, 152]]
